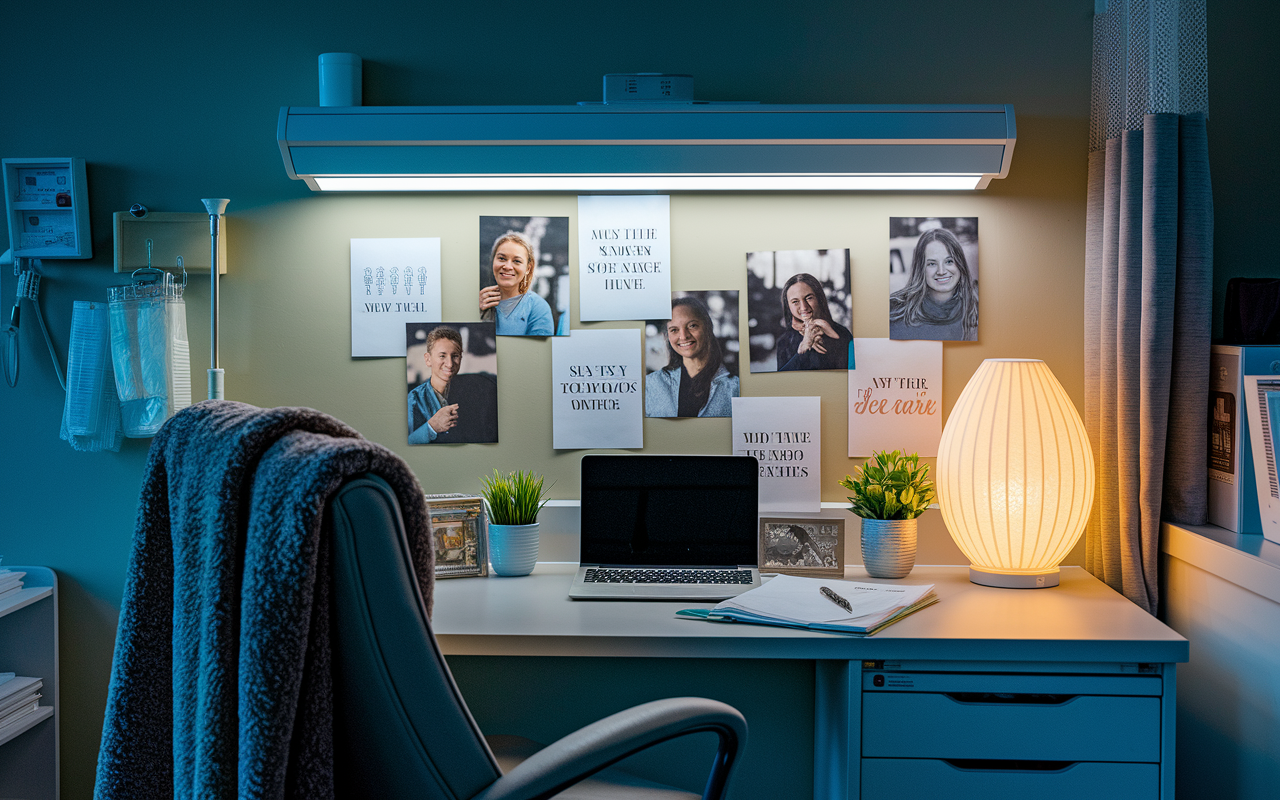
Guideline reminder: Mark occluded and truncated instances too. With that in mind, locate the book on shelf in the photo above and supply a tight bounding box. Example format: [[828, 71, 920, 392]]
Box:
[[0, 676, 43, 734], [676, 574, 938, 636], [0, 569, 27, 594]]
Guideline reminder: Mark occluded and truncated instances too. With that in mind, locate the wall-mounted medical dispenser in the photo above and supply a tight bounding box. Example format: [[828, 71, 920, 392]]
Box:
[[2, 157, 92, 259]]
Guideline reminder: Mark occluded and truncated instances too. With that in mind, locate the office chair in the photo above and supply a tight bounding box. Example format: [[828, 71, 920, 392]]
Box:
[[327, 475, 748, 800]]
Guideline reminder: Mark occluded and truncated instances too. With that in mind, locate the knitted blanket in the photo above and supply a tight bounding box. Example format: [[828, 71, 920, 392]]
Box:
[[95, 400, 433, 800]]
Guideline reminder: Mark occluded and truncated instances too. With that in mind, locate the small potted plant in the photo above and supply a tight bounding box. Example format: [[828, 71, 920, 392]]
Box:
[[839, 450, 934, 578], [478, 469, 551, 577]]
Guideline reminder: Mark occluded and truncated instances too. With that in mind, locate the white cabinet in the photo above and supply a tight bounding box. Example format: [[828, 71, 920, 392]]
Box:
[[0, 567, 58, 799]]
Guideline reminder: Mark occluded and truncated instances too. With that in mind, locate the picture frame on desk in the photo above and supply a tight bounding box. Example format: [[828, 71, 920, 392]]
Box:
[[758, 517, 845, 578], [424, 494, 489, 578]]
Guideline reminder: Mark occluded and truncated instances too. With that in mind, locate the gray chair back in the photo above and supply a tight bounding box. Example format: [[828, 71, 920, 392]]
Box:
[[328, 474, 501, 798]]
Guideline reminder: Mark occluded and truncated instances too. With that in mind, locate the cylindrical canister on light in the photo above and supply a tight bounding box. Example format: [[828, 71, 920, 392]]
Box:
[[319, 53, 362, 107]]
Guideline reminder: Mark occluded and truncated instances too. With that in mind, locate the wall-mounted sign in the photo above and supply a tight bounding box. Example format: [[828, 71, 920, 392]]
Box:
[[732, 396, 822, 512], [577, 195, 672, 321], [848, 338, 943, 457], [351, 238, 441, 357], [552, 329, 643, 450]]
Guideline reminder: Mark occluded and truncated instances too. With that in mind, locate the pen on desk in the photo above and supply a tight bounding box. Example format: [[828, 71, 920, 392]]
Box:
[[820, 585, 852, 613]]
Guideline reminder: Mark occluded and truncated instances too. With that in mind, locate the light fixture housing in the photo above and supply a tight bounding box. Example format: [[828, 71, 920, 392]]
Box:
[[936, 359, 1095, 589], [276, 103, 1016, 192]]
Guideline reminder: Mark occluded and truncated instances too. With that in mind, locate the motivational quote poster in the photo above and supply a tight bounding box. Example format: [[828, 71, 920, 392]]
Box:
[[551, 329, 643, 450], [847, 339, 943, 457], [731, 396, 822, 512], [577, 195, 672, 321], [350, 238, 442, 357]]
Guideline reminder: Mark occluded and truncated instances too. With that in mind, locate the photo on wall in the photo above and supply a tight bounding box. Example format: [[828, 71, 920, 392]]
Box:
[[478, 216, 570, 336], [644, 290, 740, 418], [407, 322, 499, 444], [889, 217, 979, 341], [745, 249, 853, 373]]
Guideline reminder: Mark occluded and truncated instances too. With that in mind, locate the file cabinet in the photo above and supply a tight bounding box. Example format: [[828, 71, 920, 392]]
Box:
[[858, 666, 1171, 800]]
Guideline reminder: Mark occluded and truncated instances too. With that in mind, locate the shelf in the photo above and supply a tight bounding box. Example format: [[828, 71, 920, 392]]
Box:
[[0, 586, 52, 620], [1160, 521, 1280, 604], [0, 705, 53, 748]]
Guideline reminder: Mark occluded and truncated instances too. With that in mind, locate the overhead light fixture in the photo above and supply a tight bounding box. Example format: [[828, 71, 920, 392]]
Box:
[[278, 73, 1015, 193]]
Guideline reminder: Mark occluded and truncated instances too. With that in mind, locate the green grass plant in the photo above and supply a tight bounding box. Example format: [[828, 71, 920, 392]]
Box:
[[478, 469, 551, 526]]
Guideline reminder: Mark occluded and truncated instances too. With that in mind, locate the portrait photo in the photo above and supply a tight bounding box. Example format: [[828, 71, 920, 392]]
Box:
[[889, 217, 979, 341], [406, 322, 499, 444], [644, 290, 740, 418], [478, 216, 570, 336], [745, 249, 853, 373]]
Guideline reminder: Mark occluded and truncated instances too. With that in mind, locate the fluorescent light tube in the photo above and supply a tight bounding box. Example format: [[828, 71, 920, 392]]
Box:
[[312, 175, 983, 192]]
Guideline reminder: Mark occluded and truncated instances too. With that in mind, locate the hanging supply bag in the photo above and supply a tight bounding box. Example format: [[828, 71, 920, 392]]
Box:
[[60, 300, 123, 452], [108, 269, 191, 437]]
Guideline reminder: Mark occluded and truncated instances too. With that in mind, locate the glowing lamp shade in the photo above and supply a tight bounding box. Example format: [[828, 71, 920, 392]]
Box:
[[937, 359, 1094, 588]]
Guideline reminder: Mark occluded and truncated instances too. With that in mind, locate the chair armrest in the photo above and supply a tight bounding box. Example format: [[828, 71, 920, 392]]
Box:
[[471, 697, 747, 800]]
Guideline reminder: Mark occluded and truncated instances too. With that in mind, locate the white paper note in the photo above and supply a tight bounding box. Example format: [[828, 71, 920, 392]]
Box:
[[848, 339, 943, 457], [731, 396, 822, 512], [577, 195, 672, 321], [552, 329, 644, 450], [351, 238, 442, 357]]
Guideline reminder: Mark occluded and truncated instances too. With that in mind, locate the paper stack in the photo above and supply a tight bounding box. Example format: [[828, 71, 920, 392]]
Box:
[[0, 674, 44, 740], [0, 569, 26, 604], [677, 574, 938, 636]]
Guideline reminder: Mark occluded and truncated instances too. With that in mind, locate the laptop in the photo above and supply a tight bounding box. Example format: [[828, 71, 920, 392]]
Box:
[[569, 454, 762, 600]]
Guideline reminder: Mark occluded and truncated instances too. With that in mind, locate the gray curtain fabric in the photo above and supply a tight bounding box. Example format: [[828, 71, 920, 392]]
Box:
[[1084, 0, 1212, 614]]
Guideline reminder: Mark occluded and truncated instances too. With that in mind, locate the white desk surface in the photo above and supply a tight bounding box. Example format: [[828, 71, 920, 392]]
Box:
[[432, 564, 1188, 664]]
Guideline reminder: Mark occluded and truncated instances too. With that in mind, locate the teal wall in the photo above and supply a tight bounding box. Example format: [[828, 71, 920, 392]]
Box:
[[0, 1, 1142, 796]]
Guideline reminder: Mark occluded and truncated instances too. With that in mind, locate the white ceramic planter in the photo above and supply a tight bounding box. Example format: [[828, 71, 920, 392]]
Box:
[[859, 518, 917, 579], [488, 523, 540, 577]]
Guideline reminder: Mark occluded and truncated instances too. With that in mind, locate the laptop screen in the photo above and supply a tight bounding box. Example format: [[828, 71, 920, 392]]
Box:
[[579, 455, 759, 567]]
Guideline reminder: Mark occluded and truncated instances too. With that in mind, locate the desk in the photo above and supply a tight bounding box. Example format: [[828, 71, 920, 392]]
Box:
[[434, 564, 1188, 800]]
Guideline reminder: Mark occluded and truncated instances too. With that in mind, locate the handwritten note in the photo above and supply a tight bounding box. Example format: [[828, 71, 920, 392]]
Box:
[[732, 396, 822, 512], [552, 329, 643, 449], [847, 339, 943, 457], [577, 195, 672, 320]]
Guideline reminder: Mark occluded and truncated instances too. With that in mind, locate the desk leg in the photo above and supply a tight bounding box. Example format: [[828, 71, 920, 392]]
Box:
[[814, 660, 859, 800]]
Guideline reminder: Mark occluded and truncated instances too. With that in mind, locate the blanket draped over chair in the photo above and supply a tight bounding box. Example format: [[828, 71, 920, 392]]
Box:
[[95, 400, 434, 800]]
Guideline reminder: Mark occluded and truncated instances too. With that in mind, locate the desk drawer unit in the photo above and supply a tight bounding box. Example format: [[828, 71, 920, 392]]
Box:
[[859, 670, 1164, 800]]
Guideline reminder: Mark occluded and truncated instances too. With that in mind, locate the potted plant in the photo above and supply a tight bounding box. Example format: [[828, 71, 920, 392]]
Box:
[[838, 450, 934, 578], [478, 469, 551, 577]]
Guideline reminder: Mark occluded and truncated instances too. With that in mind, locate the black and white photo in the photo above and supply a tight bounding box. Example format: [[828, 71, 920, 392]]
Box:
[[889, 217, 979, 341], [478, 216, 570, 336], [407, 322, 498, 444], [758, 518, 845, 578], [745, 249, 853, 373], [644, 291, 740, 418]]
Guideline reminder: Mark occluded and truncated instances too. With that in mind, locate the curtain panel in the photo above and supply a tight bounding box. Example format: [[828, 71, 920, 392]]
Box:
[[1084, 0, 1212, 613]]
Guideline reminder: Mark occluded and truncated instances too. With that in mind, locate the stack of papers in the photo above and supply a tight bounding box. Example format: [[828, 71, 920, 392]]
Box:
[[0, 569, 25, 603], [0, 675, 44, 739], [677, 574, 938, 636]]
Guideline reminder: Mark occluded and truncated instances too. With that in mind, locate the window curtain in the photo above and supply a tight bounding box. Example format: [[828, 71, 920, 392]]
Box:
[[1084, 0, 1212, 613]]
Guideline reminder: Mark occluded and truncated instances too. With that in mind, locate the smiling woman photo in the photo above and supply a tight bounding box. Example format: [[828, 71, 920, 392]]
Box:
[[478, 231, 556, 336], [776, 272, 853, 371], [644, 293, 740, 418], [889, 224, 979, 341]]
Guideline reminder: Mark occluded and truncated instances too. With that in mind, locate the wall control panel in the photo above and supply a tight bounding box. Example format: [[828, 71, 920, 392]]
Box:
[[3, 157, 92, 259]]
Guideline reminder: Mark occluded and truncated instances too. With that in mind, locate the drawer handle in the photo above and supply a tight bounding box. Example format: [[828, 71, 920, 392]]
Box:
[[944, 759, 1077, 773], [944, 692, 1076, 706]]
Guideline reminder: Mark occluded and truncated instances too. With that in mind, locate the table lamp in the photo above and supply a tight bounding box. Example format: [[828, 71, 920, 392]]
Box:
[[936, 359, 1095, 588]]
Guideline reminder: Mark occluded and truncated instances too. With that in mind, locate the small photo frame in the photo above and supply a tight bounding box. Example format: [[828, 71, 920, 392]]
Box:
[[758, 517, 845, 578], [425, 494, 489, 578]]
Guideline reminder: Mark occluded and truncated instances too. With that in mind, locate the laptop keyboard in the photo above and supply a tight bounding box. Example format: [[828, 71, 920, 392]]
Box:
[[583, 567, 754, 585]]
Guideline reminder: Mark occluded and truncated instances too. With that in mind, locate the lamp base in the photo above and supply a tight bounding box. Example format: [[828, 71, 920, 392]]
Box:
[[968, 566, 1060, 589]]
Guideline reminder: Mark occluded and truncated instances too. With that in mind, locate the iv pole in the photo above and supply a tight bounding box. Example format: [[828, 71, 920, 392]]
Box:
[[202, 198, 229, 400]]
